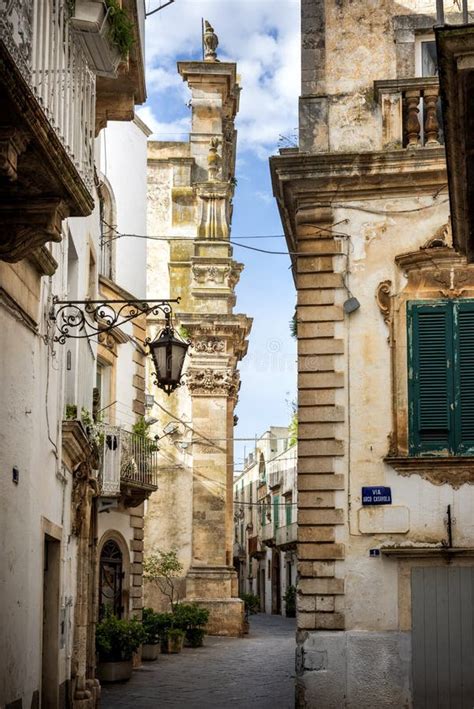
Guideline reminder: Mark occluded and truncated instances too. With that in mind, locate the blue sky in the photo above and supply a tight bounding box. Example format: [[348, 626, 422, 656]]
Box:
[[140, 0, 299, 470]]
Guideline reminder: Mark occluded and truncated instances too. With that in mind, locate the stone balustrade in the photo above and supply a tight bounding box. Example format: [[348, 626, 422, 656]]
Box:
[[374, 77, 443, 150]]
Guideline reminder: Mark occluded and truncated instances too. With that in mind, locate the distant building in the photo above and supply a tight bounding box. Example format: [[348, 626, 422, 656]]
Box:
[[233, 428, 297, 616]]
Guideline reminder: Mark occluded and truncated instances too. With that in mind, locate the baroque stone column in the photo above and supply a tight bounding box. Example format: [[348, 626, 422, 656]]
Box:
[[184, 363, 243, 635]]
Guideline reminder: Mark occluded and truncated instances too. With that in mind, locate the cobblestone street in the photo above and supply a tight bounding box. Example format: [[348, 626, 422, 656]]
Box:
[[101, 614, 296, 709]]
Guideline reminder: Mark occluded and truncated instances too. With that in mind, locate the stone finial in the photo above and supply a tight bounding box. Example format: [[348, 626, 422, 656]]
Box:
[[207, 137, 221, 181], [203, 20, 219, 62]]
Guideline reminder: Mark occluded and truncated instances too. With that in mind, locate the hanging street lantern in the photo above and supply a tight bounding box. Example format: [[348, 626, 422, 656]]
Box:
[[48, 296, 189, 395], [148, 312, 189, 395]]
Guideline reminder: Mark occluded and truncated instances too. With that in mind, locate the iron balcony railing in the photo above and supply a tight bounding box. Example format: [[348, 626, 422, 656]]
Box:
[[99, 425, 159, 496], [0, 0, 95, 190], [436, 0, 472, 25], [120, 429, 159, 490]]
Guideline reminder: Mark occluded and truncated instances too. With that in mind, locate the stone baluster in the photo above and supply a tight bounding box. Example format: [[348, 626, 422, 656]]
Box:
[[423, 86, 441, 146], [404, 89, 421, 148]]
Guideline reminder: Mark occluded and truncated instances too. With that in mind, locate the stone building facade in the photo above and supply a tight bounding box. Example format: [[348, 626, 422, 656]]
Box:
[[0, 3, 150, 706], [271, 2, 474, 707], [145, 28, 252, 637], [233, 428, 297, 616]]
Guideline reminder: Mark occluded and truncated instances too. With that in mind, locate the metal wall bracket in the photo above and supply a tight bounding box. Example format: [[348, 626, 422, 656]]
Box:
[[49, 296, 179, 344]]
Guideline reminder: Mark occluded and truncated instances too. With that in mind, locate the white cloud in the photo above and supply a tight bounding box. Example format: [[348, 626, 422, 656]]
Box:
[[136, 105, 190, 140], [142, 0, 300, 158], [255, 190, 272, 205]]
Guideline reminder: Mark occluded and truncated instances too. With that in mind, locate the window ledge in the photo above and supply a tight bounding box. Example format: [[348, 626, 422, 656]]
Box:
[[385, 456, 474, 488]]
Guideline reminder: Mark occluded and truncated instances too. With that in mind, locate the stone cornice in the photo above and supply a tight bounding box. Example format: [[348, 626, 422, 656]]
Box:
[[385, 456, 474, 488], [178, 313, 252, 359], [271, 148, 447, 205]]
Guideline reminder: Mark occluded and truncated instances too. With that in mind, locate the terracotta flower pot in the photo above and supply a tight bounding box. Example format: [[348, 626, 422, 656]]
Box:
[[142, 643, 160, 661], [97, 659, 133, 683]]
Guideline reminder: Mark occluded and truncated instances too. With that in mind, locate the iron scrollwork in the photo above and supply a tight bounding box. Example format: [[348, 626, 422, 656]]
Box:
[[49, 296, 179, 344]]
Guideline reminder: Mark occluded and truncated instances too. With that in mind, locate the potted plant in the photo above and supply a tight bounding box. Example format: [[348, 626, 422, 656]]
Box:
[[284, 585, 296, 618], [96, 612, 146, 682], [240, 592, 260, 633], [173, 603, 209, 648], [163, 627, 185, 654], [141, 607, 161, 662], [69, 0, 135, 78]]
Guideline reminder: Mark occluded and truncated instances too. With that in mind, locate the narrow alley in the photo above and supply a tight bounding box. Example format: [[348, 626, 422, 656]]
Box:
[[101, 615, 296, 709]]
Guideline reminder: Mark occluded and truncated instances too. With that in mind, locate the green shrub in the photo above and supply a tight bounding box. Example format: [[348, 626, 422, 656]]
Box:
[[105, 0, 135, 59], [167, 628, 185, 640], [186, 627, 205, 648], [96, 613, 146, 662], [173, 603, 209, 631], [142, 607, 161, 645], [240, 592, 260, 616]]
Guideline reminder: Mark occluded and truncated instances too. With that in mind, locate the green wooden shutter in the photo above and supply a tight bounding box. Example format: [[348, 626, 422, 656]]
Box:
[[285, 497, 292, 527], [454, 301, 474, 454], [408, 302, 454, 454], [273, 496, 280, 532]]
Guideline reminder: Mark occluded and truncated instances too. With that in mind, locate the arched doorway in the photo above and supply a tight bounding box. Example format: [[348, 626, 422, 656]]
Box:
[[99, 539, 124, 618]]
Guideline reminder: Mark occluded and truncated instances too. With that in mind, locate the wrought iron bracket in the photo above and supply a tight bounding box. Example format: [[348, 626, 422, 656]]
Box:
[[49, 296, 179, 344]]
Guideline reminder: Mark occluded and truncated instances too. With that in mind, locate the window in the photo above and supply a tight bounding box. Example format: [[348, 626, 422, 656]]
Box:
[[415, 37, 438, 77], [273, 495, 280, 532], [98, 178, 116, 280], [96, 362, 111, 420], [285, 496, 292, 527], [407, 300, 474, 456]]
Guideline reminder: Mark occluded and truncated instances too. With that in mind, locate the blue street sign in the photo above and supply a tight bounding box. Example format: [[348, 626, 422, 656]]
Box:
[[362, 486, 392, 505]]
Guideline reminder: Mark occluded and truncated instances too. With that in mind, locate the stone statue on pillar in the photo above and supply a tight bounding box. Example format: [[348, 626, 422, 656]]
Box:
[[203, 20, 219, 62]]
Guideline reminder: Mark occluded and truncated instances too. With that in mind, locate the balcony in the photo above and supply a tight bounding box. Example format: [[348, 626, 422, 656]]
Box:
[[275, 523, 297, 551], [100, 425, 158, 507], [95, 0, 146, 131], [0, 0, 95, 263], [261, 523, 275, 546], [374, 78, 443, 151], [248, 535, 266, 559], [268, 470, 282, 490]]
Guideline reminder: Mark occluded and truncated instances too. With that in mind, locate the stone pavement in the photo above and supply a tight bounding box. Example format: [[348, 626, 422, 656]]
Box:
[[101, 613, 296, 709]]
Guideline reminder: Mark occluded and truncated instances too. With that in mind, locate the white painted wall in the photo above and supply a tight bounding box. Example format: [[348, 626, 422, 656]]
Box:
[[101, 119, 150, 299]]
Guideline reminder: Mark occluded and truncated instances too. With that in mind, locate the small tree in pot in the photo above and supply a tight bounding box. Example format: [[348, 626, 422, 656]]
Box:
[[96, 613, 146, 682], [143, 549, 183, 611]]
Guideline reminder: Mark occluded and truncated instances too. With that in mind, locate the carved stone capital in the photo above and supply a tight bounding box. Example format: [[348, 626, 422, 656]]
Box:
[[187, 367, 240, 397], [193, 338, 226, 354], [0, 199, 69, 262]]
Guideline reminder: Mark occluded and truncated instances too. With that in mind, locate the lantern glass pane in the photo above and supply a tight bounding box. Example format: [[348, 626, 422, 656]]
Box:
[[171, 340, 188, 381], [154, 339, 168, 381]]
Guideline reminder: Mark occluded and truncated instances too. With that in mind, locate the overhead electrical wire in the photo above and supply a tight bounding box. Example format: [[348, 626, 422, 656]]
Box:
[[100, 190, 450, 256]]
